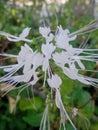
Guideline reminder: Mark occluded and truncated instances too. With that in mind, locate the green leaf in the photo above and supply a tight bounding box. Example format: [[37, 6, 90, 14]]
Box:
[[71, 87, 94, 118], [23, 112, 42, 127], [90, 123, 98, 130], [79, 91, 94, 118], [19, 96, 43, 111]]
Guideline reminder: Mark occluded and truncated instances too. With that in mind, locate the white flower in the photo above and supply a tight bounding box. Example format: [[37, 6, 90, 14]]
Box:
[[47, 74, 62, 89], [11, 69, 39, 85], [0, 27, 32, 42], [41, 43, 56, 73], [53, 51, 69, 67], [0, 44, 42, 86], [39, 27, 54, 43], [32, 52, 44, 70], [17, 44, 35, 73], [0, 44, 34, 78], [39, 27, 51, 38], [53, 46, 98, 86], [17, 44, 34, 64], [55, 25, 77, 49], [53, 47, 85, 70], [17, 44, 43, 73], [62, 64, 90, 84], [42, 43, 56, 59]]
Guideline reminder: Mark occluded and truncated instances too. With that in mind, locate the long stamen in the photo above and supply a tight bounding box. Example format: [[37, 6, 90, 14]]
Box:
[[69, 20, 98, 37], [0, 63, 23, 82], [78, 112, 90, 130], [0, 64, 19, 69], [0, 53, 17, 58], [56, 89, 77, 130], [40, 104, 50, 130], [79, 33, 92, 49], [0, 30, 32, 43]]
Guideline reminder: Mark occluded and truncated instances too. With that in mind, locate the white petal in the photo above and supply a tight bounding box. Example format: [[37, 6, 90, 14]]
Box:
[[33, 52, 44, 70], [24, 44, 33, 53], [63, 67, 77, 80], [39, 27, 50, 38], [0, 30, 32, 42], [47, 74, 62, 89], [53, 51, 68, 67], [19, 27, 31, 38], [23, 60, 32, 73], [55, 25, 77, 49], [42, 43, 56, 59], [30, 72, 39, 85], [17, 44, 34, 64]]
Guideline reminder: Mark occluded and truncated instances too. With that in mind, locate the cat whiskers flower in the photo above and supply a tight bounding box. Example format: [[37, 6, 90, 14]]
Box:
[[0, 44, 43, 97], [0, 27, 32, 42], [0, 22, 98, 130]]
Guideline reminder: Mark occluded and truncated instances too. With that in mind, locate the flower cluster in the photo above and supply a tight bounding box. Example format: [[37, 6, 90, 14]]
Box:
[[0, 21, 98, 130]]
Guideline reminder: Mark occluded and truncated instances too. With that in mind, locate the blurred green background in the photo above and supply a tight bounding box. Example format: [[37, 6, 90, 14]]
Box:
[[0, 0, 98, 130]]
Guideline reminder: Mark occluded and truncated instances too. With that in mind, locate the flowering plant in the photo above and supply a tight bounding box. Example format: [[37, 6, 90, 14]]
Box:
[[0, 18, 98, 130]]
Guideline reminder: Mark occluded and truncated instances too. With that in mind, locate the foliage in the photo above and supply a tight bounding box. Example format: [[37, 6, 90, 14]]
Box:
[[0, 0, 98, 130]]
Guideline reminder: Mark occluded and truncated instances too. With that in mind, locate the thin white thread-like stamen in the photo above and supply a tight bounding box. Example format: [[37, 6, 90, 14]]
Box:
[[56, 89, 77, 130], [30, 86, 37, 110], [78, 113, 90, 130], [0, 30, 32, 43], [43, 70, 47, 87], [0, 63, 23, 82], [40, 105, 49, 130], [79, 33, 92, 49], [69, 20, 98, 37], [0, 53, 17, 58], [0, 64, 19, 69]]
